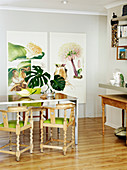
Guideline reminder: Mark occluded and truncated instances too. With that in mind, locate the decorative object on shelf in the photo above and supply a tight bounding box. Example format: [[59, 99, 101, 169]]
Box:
[[25, 66, 66, 96], [111, 13, 119, 47], [112, 72, 124, 86], [120, 73, 124, 86], [122, 4, 127, 16], [117, 46, 127, 60]]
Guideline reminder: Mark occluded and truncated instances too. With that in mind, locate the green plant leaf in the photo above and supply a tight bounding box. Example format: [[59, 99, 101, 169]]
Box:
[[8, 42, 27, 62], [25, 74, 34, 82], [30, 52, 45, 59], [43, 72, 51, 80], [32, 66, 43, 74], [50, 75, 65, 91], [25, 65, 50, 88]]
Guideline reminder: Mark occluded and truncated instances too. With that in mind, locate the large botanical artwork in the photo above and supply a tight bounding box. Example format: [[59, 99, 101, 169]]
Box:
[[50, 32, 86, 103], [58, 42, 82, 78], [7, 31, 47, 94]]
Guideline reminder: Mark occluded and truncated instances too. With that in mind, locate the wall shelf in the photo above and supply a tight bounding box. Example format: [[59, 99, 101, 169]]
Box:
[[112, 15, 127, 21]]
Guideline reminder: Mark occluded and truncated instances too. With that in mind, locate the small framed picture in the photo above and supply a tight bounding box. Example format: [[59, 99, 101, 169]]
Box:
[[117, 46, 127, 60]]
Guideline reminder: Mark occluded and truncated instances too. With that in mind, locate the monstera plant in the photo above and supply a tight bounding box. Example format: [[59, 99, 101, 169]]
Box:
[[25, 66, 66, 93]]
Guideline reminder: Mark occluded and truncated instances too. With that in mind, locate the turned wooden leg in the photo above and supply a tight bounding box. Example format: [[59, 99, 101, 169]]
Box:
[[30, 120, 33, 154], [63, 129, 67, 156], [40, 112, 43, 153], [16, 134, 20, 161], [46, 109, 48, 134], [9, 132, 12, 151]]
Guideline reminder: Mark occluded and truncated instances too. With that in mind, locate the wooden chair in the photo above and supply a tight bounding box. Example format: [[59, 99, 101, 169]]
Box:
[[0, 106, 33, 161], [40, 103, 75, 155], [22, 88, 48, 124], [22, 88, 42, 121]]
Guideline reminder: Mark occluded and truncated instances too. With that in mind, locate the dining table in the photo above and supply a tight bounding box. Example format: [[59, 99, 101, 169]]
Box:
[[0, 93, 79, 145]]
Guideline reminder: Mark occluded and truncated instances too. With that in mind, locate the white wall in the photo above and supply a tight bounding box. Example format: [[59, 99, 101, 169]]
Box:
[[0, 10, 107, 117], [106, 4, 127, 128]]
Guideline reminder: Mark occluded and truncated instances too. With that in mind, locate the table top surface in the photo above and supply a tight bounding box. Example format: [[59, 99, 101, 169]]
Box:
[[99, 94, 127, 103], [0, 93, 77, 105]]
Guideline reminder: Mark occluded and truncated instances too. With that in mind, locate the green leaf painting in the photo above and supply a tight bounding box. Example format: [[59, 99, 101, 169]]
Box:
[[8, 68, 18, 86], [30, 52, 45, 59], [8, 42, 27, 62], [8, 42, 45, 61], [8, 61, 31, 87], [17, 60, 31, 70]]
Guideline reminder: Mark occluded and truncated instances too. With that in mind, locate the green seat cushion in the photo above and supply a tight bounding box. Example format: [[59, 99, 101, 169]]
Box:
[[0, 120, 30, 128], [23, 88, 41, 107], [44, 118, 69, 124]]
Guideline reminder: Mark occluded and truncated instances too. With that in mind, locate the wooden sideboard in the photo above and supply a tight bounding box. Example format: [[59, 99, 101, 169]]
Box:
[[99, 94, 127, 145]]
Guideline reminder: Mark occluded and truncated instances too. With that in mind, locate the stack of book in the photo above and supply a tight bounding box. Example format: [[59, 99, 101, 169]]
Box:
[[118, 25, 127, 38]]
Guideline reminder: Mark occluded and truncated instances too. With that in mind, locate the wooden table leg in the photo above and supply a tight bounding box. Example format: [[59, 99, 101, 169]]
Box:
[[122, 109, 125, 128], [102, 99, 105, 135], [46, 108, 48, 134], [126, 105, 127, 146]]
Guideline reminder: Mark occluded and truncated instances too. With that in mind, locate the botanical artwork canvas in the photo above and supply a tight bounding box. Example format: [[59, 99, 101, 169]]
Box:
[[50, 32, 86, 103], [7, 31, 47, 94]]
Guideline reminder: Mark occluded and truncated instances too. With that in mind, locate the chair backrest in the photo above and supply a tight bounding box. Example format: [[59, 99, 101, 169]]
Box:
[[0, 106, 29, 128], [43, 103, 75, 124]]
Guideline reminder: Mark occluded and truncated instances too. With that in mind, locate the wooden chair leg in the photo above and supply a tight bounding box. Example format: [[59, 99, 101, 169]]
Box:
[[9, 132, 12, 151], [40, 126, 43, 153], [72, 124, 75, 148], [30, 121, 33, 154], [51, 128, 53, 142], [63, 129, 67, 156], [16, 134, 20, 161], [46, 109, 48, 134]]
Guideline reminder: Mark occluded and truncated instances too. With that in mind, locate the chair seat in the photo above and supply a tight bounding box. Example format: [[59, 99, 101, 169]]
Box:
[[0, 120, 30, 128], [44, 118, 69, 124]]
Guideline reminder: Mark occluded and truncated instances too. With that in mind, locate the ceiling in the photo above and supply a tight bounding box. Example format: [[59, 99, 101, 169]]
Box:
[[0, 0, 126, 15]]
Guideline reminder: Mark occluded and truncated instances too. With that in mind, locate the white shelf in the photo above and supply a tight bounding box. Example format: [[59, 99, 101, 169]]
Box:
[[112, 15, 127, 21]]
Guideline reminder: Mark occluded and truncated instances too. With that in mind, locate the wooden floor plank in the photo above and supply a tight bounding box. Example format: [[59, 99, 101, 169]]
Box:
[[0, 118, 127, 169]]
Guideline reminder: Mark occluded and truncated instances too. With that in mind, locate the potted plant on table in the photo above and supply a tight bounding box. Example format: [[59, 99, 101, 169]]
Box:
[[25, 65, 66, 97]]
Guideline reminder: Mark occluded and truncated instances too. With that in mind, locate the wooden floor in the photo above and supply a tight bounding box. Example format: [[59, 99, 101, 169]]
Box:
[[0, 118, 127, 170]]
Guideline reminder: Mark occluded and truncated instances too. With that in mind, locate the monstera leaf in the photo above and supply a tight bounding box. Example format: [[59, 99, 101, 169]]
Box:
[[8, 42, 27, 62], [25, 66, 51, 89], [50, 75, 65, 91]]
